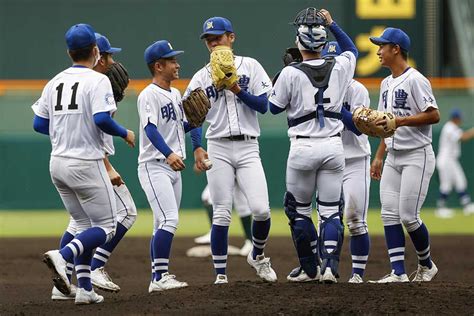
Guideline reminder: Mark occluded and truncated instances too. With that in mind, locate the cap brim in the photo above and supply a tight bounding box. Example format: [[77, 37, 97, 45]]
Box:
[[162, 50, 184, 58], [200, 30, 226, 39], [369, 36, 391, 46], [105, 47, 122, 54]]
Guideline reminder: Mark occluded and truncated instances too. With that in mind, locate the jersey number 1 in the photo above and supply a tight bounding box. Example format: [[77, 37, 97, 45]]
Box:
[[55, 82, 79, 111]]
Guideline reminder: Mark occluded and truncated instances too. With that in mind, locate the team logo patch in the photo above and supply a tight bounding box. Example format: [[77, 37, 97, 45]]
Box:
[[105, 93, 115, 105], [168, 43, 173, 50], [206, 21, 213, 30]]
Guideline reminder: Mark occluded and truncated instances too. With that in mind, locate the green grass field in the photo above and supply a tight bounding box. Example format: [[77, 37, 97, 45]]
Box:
[[0, 209, 472, 237]]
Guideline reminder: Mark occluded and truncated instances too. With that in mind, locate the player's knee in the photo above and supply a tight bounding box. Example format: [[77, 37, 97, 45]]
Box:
[[121, 214, 137, 230], [346, 213, 368, 236], [400, 215, 420, 232], [249, 200, 270, 217], [212, 208, 232, 226], [381, 211, 400, 226], [253, 208, 270, 221]]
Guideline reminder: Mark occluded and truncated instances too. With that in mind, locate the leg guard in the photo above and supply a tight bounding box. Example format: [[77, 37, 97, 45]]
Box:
[[319, 212, 344, 277], [284, 191, 319, 278]]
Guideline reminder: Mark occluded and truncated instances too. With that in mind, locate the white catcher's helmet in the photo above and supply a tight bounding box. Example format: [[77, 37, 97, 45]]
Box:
[[296, 25, 327, 52]]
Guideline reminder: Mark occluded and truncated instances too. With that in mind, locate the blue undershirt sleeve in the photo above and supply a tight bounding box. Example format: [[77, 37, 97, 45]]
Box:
[[33, 115, 50, 135], [93, 112, 127, 138], [341, 107, 362, 135], [328, 22, 358, 58], [144, 122, 173, 157], [269, 102, 286, 115], [190, 127, 202, 151], [236, 91, 268, 114]]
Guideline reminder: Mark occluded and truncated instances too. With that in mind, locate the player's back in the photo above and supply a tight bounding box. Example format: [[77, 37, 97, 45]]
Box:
[[438, 121, 462, 159], [34, 66, 117, 160]]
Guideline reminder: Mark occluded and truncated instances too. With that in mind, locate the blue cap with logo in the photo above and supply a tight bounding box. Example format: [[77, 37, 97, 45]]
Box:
[[200, 17, 234, 39], [144, 40, 184, 64], [95, 33, 121, 54], [450, 108, 462, 119], [65, 23, 96, 50], [369, 27, 411, 52], [321, 41, 342, 57]]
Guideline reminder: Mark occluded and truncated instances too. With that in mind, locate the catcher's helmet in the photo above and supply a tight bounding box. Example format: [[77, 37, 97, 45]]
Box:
[[293, 7, 325, 27], [296, 24, 327, 52]]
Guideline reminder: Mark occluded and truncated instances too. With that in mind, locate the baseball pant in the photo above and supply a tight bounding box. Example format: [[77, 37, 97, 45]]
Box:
[[207, 139, 270, 226], [380, 145, 435, 232], [343, 156, 370, 236], [201, 183, 252, 218], [138, 160, 181, 234], [50, 156, 117, 241], [436, 157, 467, 194]]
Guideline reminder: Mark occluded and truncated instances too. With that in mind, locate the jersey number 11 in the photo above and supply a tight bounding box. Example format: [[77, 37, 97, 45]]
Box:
[[55, 82, 79, 111]]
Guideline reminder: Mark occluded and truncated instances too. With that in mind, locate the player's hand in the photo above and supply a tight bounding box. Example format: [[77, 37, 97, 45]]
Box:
[[194, 147, 209, 171], [193, 162, 203, 174], [108, 168, 124, 186], [167, 153, 186, 171], [124, 130, 135, 148], [370, 158, 383, 180], [318, 9, 333, 25]]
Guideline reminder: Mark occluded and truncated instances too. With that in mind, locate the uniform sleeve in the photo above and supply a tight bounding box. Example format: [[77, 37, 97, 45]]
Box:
[[335, 52, 356, 88], [249, 59, 272, 96], [411, 75, 438, 112], [448, 125, 463, 143], [268, 67, 291, 109], [91, 76, 117, 115], [138, 90, 159, 128], [183, 71, 204, 99], [31, 82, 51, 119], [349, 83, 370, 111]]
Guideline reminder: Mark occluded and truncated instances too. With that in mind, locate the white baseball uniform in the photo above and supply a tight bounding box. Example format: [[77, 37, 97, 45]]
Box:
[[269, 51, 356, 219], [341, 80, 371, 236], [378, 67, 437, 232], [32, 66, 117, 239], [185, 56, 272, 226], [201, 183, 252, 218], [137, 84, 186, 234], [436, 121, 467, 193]]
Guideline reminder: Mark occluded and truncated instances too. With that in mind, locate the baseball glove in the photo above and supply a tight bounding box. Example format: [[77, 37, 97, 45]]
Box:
[[352, 107, 397, 138], [182, 88, 211, 127], [210, 46, 238, 90], [106, 62, 129, 102]]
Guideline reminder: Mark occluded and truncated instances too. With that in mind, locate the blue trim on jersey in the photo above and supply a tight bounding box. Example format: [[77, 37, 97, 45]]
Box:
[[269, 102, 285, 115], [145, 162, 167, 227], [414, 147, 427, 226], [33, 115, 50, 135], [236, 91, 268, 114], [93, 112, 127, 138], [341, 107, 362, 135], [329, 22, 358, 58], [144, 122, 173, 158], [71, 65, 88, 68]]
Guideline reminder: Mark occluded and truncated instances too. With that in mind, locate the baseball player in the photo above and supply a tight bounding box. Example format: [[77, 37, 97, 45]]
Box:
[[184, 16, 276, 284], [193, 182, 253, 256], [436, 109, 474, 218], [137, 40, 203, 292], [33, 23, 135, 304], [369, 28, 440, 282], [321, 41, 372, 283], [48, 33, 137, 300], [269, 8, 359, 284]]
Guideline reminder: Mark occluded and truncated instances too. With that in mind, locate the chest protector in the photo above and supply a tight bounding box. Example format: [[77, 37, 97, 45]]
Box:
[[288, 58, 341, 128]]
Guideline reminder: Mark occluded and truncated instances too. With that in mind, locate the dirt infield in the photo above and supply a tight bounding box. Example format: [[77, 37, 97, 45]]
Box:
[[1, 236, 473, 315]]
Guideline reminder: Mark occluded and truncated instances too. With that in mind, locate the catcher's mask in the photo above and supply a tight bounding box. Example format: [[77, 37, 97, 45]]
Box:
[[292, 8, 327, 52]]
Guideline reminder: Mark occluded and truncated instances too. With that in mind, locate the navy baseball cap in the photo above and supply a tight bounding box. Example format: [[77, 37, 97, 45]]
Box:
[[369, 27, 411, 52], [200, 17, 234, 39], [95, 33, 121, 54], [321, 41, 342, 57], [144, 40, 184, 64], [65, 23, 96, 50], [450, 108, 462, 119]]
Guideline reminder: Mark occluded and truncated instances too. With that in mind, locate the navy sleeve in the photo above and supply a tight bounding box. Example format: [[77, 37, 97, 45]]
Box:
[[236, 91, 268, 114], [328, 22, 358, 58], [144, 122, 173, 157], [93, 112, 127, 138], [33, 115, 50, 135], [341, 107, 362, 135], [190, 127, 202, 151], [269, 102, 285, 115]]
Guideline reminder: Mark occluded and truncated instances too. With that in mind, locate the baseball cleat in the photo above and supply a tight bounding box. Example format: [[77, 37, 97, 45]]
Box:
[[74, 287, 104, 305], [435, 208, 455, 219], [51, 284, 77, 301], [321, 267, 337, 284], [287, 266, 320, 282], [368, 270, 409, 283], [348, 273, 363, 284], [43, 250, 71, 295], [148, 273, 188, 292], [463, 203, 474, 216], [247, 252, 277, 282], [239, 239, 253, 257], [91, 267, 121, 292], [194, 231, 211, 244], [214, 274, 228, 285], [411, 261, 438, 282]]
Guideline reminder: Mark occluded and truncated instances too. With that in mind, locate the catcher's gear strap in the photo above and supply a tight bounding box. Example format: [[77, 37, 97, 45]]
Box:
[[319, 212, 344, 278], [287, 110, 341, 128], [291, 58, 338, 128]]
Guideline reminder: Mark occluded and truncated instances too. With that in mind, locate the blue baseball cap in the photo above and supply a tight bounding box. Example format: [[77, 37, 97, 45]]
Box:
[[450, 108, 462, 119], [369, 27, 411, 52], [200, 17, 234, 39], [95, 33, 121, 54], [65, 23, 96, 50], [321, 41, 342, 57], [144, 40, 184, 64]]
